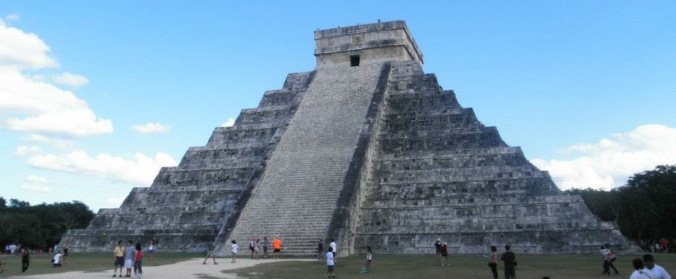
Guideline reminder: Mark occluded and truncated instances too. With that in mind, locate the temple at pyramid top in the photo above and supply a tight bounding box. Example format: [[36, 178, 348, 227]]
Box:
[[314, 20, 424, 68]]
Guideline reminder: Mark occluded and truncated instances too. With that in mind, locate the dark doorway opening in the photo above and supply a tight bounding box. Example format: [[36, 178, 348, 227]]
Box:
[[350, 55, 360, 67]]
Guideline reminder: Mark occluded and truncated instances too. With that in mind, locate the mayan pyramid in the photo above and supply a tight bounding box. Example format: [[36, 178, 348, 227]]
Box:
[[61, 21, 635, 255]]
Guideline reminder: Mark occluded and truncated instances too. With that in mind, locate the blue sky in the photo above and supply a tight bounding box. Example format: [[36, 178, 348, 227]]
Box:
[[1, 1, 674, 212]]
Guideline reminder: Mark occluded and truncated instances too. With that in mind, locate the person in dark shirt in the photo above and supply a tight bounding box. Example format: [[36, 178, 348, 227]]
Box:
[[317, 239, 324, 262], [501, 245, 516, 279], [434, 239, 442, 265], [21, 249, 30, 272]]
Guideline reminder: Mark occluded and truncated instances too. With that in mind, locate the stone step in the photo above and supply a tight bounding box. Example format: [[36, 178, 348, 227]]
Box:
[[223, 63, 388, 254]]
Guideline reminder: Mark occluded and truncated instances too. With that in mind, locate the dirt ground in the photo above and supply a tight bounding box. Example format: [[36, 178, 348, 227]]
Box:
[[11, 258, 311, 279]]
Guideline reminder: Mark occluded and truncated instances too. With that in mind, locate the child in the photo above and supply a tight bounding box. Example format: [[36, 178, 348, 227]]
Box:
[[365, 246, 373, 273], [134, 243, 143, 279], [147, 240, 154, 260], [326, 247, 335, 278], [231, 240, 238, 263], [52, 251, 63, 267]]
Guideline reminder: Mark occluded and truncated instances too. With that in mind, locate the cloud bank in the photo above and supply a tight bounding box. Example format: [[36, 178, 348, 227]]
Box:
[[531, 124, 676, 191], [27, 150, 177, 186], [0, 19, 112, 137]]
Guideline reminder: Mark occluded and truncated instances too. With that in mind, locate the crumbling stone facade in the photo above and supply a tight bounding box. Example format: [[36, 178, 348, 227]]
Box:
[[62, 21, 636, 255]]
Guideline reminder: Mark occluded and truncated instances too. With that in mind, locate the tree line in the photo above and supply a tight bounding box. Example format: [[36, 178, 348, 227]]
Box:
[[565, 165, 676, 249], [0, 198, 94, 250]]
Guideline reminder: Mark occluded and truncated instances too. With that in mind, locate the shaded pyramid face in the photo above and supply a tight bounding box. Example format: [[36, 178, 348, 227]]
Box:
[[61, 21, 636, 254]]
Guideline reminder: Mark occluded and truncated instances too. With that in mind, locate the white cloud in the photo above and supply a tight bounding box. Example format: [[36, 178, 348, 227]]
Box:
[[0, 20, 113, 137], [5, 14, 20, 22], [106, 197, 125, 207], [26, 150, 177, 185], [21, 175, 51, 192], [132, 122, 172, 134], [26, 175, 47, 183], [23, 134, 74, 150], [0, 19, 57, 70], [14, 145, 43, 156], [531, 124, 676, 191], [221, 118, 236, 127], [51, 72, 89, 87], [21, 184, 51, 193]]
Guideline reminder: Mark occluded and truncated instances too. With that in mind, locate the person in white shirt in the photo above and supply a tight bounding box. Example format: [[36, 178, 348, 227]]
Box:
[[231, 240, 239, 263], [329, 239, 337, 263], [643, 254, 672, 279], [326, 247, 335, 278], [52, 251, 63, 267], [630, 258, 656, 279]]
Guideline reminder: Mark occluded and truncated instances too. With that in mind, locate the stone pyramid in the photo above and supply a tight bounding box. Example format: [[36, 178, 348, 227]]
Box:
[[61, 21, 635, 255]]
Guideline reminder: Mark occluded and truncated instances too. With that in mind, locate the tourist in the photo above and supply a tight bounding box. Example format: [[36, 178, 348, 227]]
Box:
[[21, 248, 30, 272], [365, 246, 372, 273], [434, 238, 442, 264], [147, 240, 154, 260], [600, 245, 611, 275], [601, 244, 619, 275], [317, 239, 324, 262], [329, 238, 337, 262], [643, 254, 671, 279], [254, 239, 260, 260], [203, 239, 218, 265], [441, 242, 448, 267], [660, 238, 669, 253], [249, 237, 256, 259], [63, 242, 70, 265], [114, 240, 124, 277], [630, 258, 655, 279], [52, 250, 63, 267], [500, 245, 516, 279], [273, 237, 282, 259], [133, 243, 143, 278], [231, 240, 238, 263], [124, 240, 135, 277], [326, 246, 336, 278], [488, 245, 498, 279], [262, 237, 269, 258]]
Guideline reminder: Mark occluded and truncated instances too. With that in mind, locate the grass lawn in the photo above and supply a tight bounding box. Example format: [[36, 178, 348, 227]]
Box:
[[2, 252, 675, 279], [224, 253, 676, 279], [0, 252, 202, 277]]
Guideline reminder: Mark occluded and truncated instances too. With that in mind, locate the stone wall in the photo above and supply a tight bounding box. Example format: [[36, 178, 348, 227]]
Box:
[[348, 61, 635, 254], [62, 20, 637, 255], [315, 20, 423, 68], [60, 72, 314, 252]]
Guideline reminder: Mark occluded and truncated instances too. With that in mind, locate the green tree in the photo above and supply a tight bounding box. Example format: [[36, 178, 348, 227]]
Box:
[[613, 165, 676, 248], [564, 188, 616, 222], [0, 198, 94, 249]]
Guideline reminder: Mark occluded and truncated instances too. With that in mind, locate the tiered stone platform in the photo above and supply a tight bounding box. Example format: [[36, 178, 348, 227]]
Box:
[[60, 72, 314, 251], [62, 20, 636, 254]]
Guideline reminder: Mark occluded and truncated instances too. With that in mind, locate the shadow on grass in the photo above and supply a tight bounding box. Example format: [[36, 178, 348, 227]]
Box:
[[223, 253, 676, 279]]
